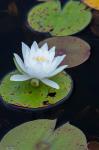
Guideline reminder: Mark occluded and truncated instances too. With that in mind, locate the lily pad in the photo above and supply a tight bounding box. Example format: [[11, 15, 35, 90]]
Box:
[[27, 0, 92, 36], [0, 119, 87, 150], [39, 36, 91, 68], [0, 71, 73, 110], [82, 0, 99, 10], [88, 141, 99, 150]]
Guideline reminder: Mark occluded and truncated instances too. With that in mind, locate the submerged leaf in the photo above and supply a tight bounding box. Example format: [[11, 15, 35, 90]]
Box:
[[8, 2, 18, 16]]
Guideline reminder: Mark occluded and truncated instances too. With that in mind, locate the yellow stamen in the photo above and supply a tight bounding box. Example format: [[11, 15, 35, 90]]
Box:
[[35, 56, 47, 62]]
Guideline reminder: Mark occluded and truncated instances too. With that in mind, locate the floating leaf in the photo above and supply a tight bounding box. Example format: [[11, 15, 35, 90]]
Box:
[[0, 119, 87, 150], [0, 71, 73, 109], [39, 36, 91, 68], [82, 0, 99, 10], [88, 141, 99, 150], [27, 0, 92, 36]]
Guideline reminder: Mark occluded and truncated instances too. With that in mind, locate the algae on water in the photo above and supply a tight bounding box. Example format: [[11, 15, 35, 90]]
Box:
[[27, 0, 92, 36], [0, 71, 73, 109]]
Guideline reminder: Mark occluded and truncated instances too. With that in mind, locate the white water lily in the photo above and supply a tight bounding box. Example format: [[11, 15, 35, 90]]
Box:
[[10, 41, 68, 89]]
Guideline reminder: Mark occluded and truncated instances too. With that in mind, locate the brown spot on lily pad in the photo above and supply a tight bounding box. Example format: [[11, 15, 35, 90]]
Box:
[[28, 91, 32, 94], [36, 141, 51, 150], [0, 120, 87, 150], [39, 36, 91, 68]]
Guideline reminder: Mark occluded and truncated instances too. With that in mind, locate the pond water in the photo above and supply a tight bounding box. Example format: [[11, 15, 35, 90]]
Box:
[[0, 0, 99, 143]]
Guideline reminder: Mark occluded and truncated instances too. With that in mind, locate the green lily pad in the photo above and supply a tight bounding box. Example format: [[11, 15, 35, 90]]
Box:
[[39, 36, 91, 68], [27, 0, 92, 36], [0, 71, 73, 109], [0, 119, 87, 150]]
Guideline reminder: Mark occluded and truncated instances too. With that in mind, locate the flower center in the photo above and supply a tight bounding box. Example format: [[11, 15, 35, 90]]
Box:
[[35, 56, 47, 62]]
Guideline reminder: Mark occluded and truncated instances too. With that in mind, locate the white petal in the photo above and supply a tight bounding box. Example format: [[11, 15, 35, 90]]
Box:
[[48, 65, 68, 77], [10, 74, 31, 81], [41, 43, 48, 51], [31, 41, 38, 51], [22, 42, 30, 61], [13, 57, 25, 74], [14, 53, 27, 73], [49, 46, 55, 53], [30, 41, 39, 58], [47, 55, 66, 74], [26, 63, 47, 79], [49, 46, 55, 61], [41, 79, 59, 89], [53, 55, 66, 67]]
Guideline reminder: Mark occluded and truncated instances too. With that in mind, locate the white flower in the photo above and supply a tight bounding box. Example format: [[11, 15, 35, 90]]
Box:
[[10, 41, 68, 89]]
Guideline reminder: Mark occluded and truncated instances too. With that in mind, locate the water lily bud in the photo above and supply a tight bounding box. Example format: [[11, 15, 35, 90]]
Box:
[[31, 79, 39, 87]]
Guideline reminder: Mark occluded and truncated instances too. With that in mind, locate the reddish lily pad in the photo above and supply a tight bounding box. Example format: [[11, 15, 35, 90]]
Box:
[[39, 36, 91, 68], [88, 141, 99, 150], [0, 119, 87, 150], [82, 0, 99, 10]]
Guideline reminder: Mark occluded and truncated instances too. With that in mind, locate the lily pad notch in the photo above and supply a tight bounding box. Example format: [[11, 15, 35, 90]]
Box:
[[0, 119, 88, 150], [27, 0, 92, 36]]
